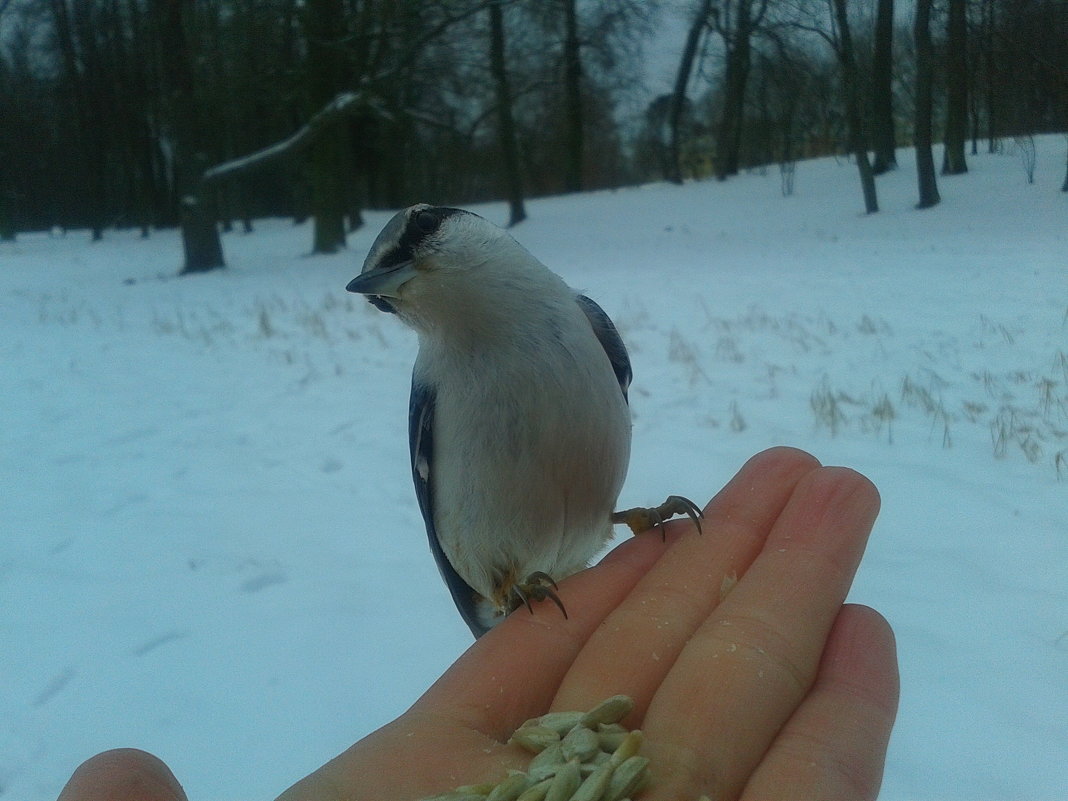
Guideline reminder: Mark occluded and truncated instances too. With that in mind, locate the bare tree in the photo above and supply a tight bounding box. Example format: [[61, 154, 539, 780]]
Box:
[[713, 0, 769, 181], [1014, 134, 1036, 184], [561, 0, 584, 192], [304, 0, 348, 254], [870, 0, 896, 174], [914, 0, 940, 209], [976, 0, 1004, 154], [761, 34, 805, 176], [1062, 135, 1068, 192], [518, 0, 654, 194], [830, 0, 877, 213], [152, 0, 225, 273], [667, 0, 713, 184], [0, 53, 14, 241], [0, 182, 13, 241], [48, 0, 109, 240], [783, 1, 876, 211], [489, 0, 526, 225], [942, 0, 969, 174]]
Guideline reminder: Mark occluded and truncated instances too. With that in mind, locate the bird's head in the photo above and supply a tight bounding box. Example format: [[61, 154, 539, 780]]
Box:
[[346, 204, 516, 323]]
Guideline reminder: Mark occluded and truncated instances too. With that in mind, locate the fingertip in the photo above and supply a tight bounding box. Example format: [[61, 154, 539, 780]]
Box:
[[822, 466, 881, 515], [787, 465, 882, 542], [743, 446, 823, 481], [753, 445, 823, 465], [823, 604, 900, 718], [57, 749, 186, 801], [723, 447, 823, 513]]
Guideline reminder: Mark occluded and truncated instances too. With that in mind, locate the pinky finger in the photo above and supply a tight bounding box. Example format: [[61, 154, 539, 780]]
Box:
[[741, 605, 900, 801]]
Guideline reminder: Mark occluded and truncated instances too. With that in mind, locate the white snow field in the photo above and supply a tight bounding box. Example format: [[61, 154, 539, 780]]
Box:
[[2, 137, 1066, 799]]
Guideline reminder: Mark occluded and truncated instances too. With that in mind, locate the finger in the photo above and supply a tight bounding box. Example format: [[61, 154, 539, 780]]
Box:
[[57, 749, 186, 801], [552, 446, 822, 721], [741, 605, 899, 801], [641, 465, 881, 801]]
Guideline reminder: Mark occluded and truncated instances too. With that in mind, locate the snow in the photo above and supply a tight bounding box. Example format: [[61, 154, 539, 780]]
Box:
[[2, 138, 1067, 799]]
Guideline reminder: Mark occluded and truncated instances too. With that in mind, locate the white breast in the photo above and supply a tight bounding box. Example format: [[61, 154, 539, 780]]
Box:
[[420, 299, 631, 612]]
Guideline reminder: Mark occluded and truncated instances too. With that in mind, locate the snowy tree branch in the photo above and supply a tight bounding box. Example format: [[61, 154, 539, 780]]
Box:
[[200, 90, 393, 187]]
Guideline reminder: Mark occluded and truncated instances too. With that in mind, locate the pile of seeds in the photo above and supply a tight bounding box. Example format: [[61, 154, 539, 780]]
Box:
[[419, 695, 651, 801]]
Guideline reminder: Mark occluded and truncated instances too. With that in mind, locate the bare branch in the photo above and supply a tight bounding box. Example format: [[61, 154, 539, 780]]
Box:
[[390, 0, 501, 81], [201, 90, 390, 187], [200, 84, 465, 191], [788, 18, 837, 51]]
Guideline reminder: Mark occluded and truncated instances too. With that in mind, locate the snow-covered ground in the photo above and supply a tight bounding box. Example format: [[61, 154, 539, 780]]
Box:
[[2, 138, 1066, 800]]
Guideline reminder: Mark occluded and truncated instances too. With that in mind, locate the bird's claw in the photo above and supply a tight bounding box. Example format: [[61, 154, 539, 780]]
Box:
[[512, 571, 568, 619], [611, 494, 704, 540]]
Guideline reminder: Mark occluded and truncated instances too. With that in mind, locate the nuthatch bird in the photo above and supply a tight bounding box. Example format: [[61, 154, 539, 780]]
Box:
[[347, 204, 702, 638]]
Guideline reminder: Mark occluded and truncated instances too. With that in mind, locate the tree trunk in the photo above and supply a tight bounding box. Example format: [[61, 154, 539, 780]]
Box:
[[914, 0, 940, 209], [562, 0, 584, 193], [309, 131, 347, 254], [489, 0, 526, 226], [180, 190, 225, 273], [980, 0, 999, 154], [0, 182, 14, 242], [347, 205, 362, 233], [49, 0, 107, 239], [667, 0, 712, 184], [1062, 137, 1068, 192], [716, 0, 753, 181], [832, 0, 878, 213], [154, 0, 225, 273], [942, 0, 969, 175], [305, 0, 348, 254], [870, 0, 896, 174]]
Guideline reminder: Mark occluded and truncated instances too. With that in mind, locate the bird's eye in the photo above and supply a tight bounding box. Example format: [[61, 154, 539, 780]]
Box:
[[414, 210, 438, 234]]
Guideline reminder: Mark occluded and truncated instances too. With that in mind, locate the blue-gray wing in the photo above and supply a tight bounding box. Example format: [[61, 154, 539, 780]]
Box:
[[409, 379, 489, 638], [576, 294, 632, 402]]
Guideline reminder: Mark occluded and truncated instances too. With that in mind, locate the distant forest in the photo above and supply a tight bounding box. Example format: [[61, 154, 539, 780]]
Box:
[[0, 0, 1065, 270]]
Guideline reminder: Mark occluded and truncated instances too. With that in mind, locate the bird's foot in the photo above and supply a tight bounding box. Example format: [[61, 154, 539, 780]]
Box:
[[510, 571, 569, 620], [612, 495, 704, 540]]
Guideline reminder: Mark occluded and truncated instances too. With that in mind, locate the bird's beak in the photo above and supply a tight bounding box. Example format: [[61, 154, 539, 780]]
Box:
[[345, 260, 418, 298]]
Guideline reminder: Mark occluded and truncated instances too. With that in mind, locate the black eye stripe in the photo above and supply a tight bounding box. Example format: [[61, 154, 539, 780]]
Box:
[[394, 206, 464, 261], [369, 206, 467, 273]]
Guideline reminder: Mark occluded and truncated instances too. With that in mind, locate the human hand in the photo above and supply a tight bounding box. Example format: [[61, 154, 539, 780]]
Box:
[[59, 447, 898, 801]]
